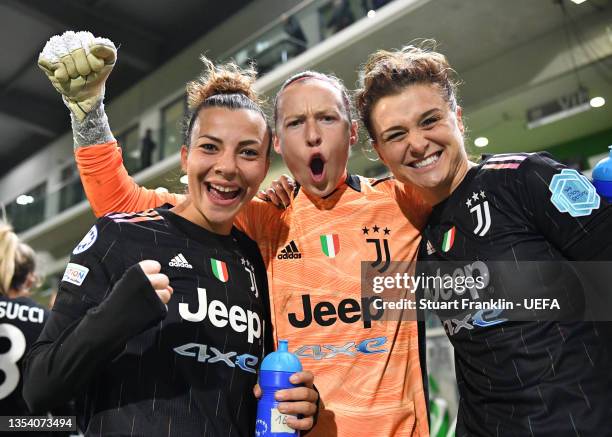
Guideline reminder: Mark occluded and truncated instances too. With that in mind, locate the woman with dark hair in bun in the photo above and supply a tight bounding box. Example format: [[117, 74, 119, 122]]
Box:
[[356, 42, 612, 436], [23, 32, 317, 437]]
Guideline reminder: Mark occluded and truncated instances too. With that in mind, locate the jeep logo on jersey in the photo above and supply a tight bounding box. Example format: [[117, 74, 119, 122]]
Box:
[[178, 288, 261, 344], [425, 261, 490, 302], [466, 191, 491, 236], [288, 294, 384, 329]]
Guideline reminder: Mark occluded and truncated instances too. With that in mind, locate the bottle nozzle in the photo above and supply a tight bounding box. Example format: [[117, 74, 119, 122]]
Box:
[[278, 340, 289, 352]]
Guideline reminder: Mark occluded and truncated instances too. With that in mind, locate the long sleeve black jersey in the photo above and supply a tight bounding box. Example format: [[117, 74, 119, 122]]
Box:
[[418, 153, 612, 436], [1, 297, 75, 436], [0, 296, 47, 415], [23, 206, 272, 437]]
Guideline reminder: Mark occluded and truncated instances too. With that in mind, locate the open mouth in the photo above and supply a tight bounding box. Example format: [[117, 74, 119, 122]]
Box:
[[410, 151, 442, 169], [309, 154, 326, 182], [207, 182, 242, 202]]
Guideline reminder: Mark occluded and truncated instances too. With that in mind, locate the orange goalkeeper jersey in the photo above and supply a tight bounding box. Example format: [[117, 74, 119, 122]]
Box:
[[76, 142, 430, 437]]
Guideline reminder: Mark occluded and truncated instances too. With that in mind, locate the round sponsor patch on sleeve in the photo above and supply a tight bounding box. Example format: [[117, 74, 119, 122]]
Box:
[[73, 225, 98, 254]]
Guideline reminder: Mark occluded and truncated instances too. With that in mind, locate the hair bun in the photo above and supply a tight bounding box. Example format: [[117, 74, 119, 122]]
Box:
[[186, 56, 261, 110]]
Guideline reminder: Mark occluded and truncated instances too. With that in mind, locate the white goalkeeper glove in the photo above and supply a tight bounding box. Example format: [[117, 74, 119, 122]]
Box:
[[38, 31, 117, 121]]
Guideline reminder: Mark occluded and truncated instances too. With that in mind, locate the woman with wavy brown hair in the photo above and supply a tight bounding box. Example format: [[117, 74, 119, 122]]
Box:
[[356, 42, 612, 437]]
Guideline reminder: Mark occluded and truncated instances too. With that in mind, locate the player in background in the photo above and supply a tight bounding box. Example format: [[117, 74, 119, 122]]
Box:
[[39, 31, 430, 436], [356, 42, 612, 436], [23, 32, 317, 436], [0, 223, 47, 419], [0, 222, 76, 437]]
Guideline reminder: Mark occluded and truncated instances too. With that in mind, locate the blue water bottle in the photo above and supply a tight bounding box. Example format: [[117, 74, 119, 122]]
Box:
[[592, 146, 612, 202], [255, 340, 302, 437]]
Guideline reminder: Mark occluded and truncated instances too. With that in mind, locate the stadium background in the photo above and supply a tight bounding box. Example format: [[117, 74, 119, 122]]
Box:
[[0, 0, 610, 434]]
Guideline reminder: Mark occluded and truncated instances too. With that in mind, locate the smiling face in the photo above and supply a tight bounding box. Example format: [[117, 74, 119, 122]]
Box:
[[274, 79, 357, 197], [179, 106, 270, 234], [370, 83, 468, 205]]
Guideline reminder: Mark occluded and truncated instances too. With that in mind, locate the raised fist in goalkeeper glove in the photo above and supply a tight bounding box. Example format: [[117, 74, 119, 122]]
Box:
[[38, 31, 117, 121]]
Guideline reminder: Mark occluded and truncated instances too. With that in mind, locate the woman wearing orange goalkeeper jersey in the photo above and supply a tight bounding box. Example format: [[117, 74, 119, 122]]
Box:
[[39, 32, 430, 436]]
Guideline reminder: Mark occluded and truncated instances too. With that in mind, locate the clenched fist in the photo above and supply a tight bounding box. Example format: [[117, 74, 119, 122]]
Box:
[[138, 260, 173, 305], [38, 31, 117, 121]]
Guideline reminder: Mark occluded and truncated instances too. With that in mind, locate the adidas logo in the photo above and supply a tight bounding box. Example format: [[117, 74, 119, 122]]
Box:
[[169, 253, 193, 268], [277, 241, 302, 260], [426, 241, 436, 255]]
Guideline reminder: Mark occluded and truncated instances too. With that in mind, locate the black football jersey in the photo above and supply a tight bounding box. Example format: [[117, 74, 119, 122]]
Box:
[[0, 295, 47, 416], [23, 206, 272, 437], [418, 153, 612, 436]]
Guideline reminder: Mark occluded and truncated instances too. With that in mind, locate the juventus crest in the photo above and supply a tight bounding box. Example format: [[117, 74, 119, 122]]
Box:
[[466, 191, 491, 237], [240, 257, 259, 297], [363, 224, 391, 273]]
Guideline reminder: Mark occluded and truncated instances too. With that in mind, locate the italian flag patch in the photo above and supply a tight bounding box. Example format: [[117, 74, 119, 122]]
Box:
[[320, 234, 340, 258], [211, 258, 229, 282], [442, 227, 455, 252]]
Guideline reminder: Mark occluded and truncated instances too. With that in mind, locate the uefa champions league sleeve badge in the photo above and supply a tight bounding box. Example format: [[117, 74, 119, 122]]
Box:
[[549, 169, 600, 217], [72, 225, 98, 254]]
